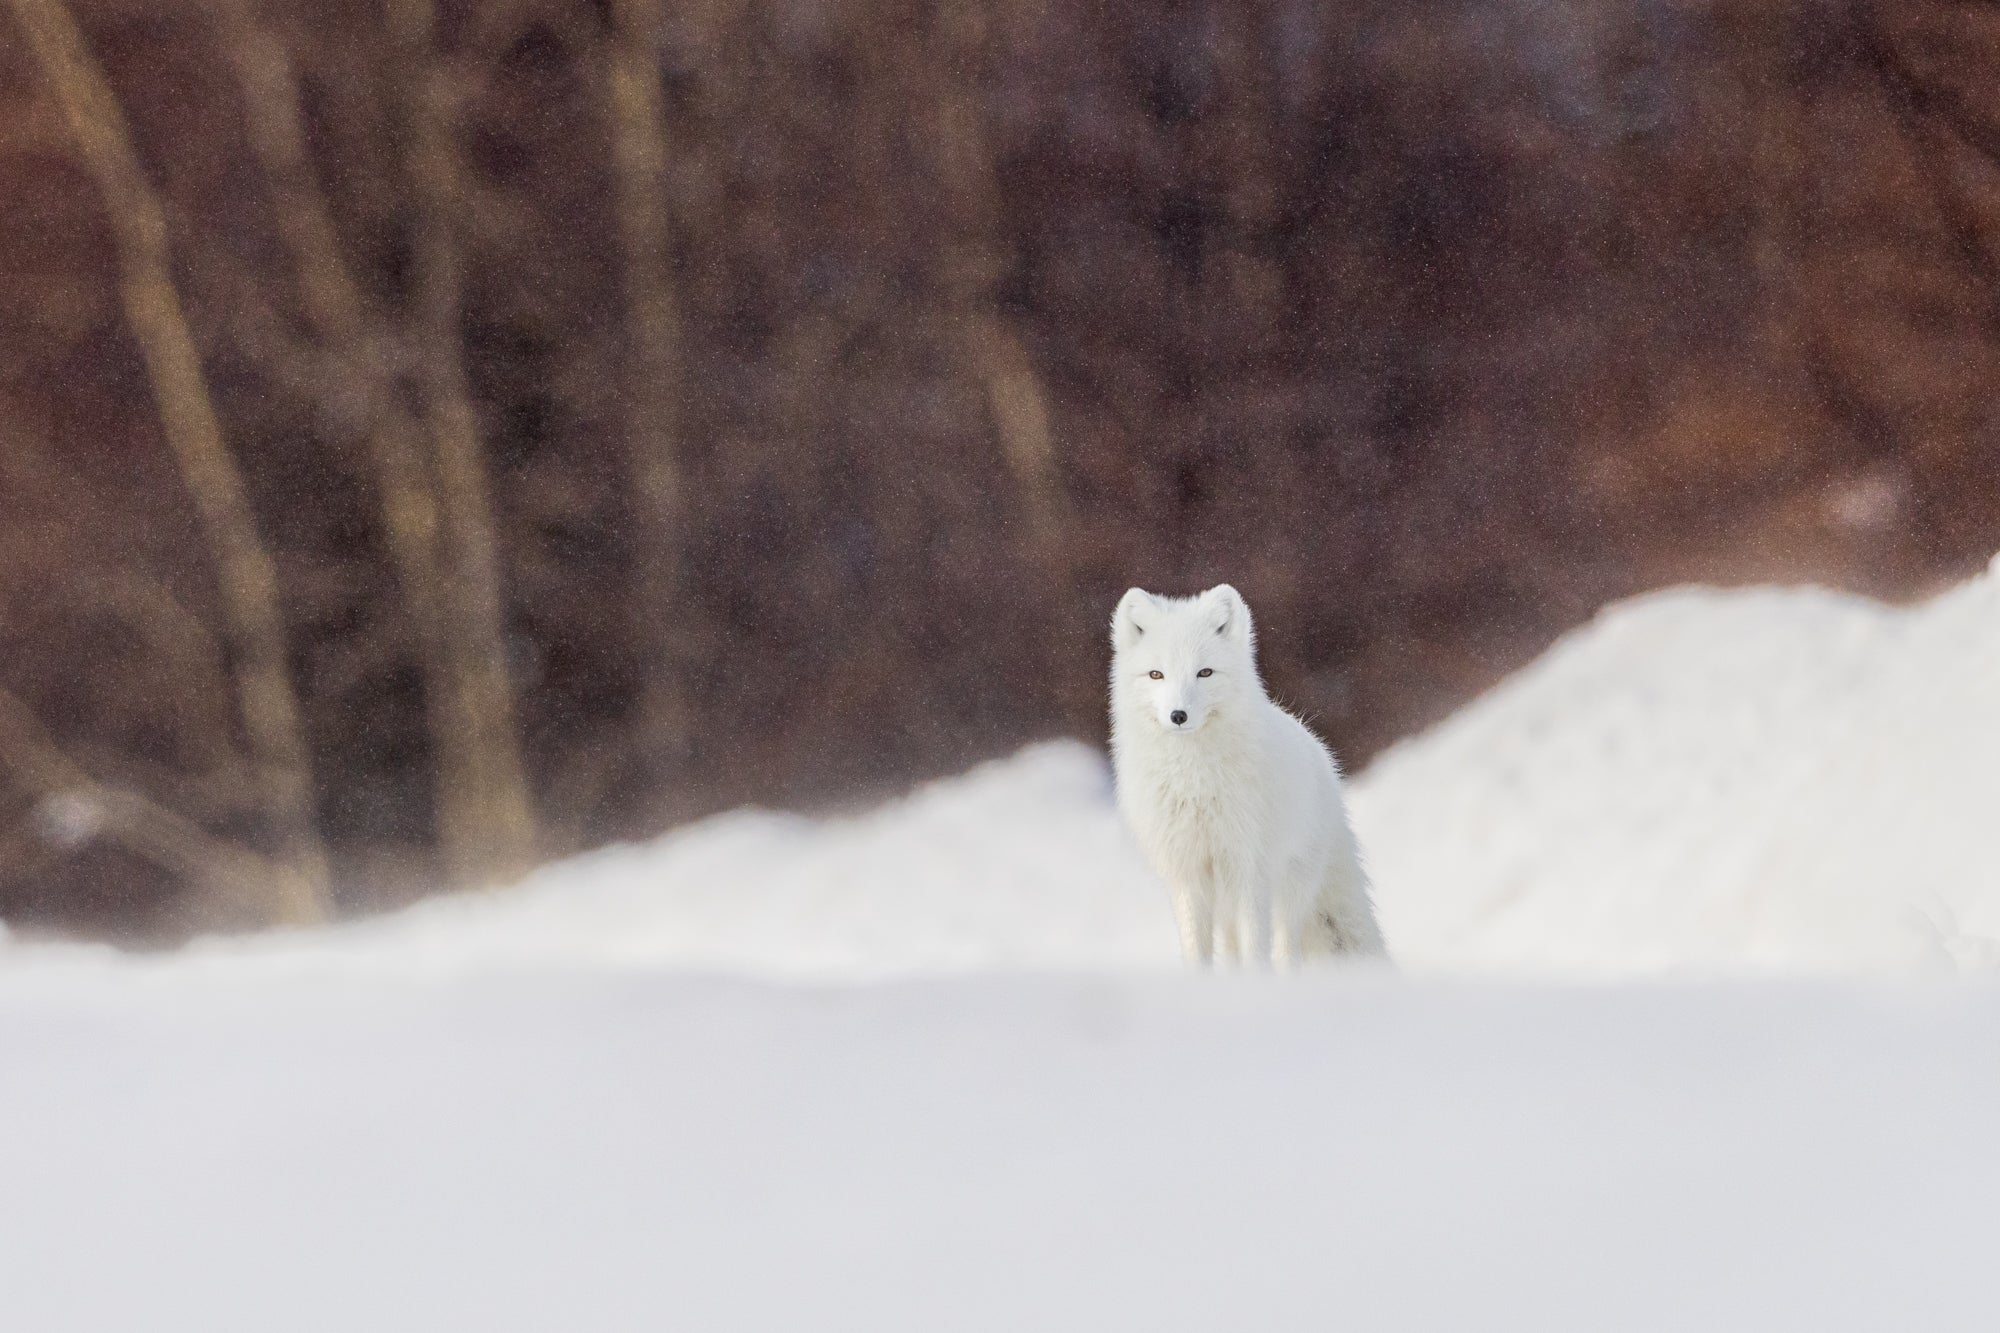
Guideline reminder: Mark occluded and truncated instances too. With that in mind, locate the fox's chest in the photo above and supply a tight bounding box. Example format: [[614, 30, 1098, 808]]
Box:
[[1122, 761, 1253, 857]]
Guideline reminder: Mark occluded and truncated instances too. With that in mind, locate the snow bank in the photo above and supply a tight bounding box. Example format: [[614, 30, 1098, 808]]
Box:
[[26, 742, 1177, 982], [9, 567, 2000, 1330], [9, 560, 2000, 980], [1355, 557, 2000, 976]]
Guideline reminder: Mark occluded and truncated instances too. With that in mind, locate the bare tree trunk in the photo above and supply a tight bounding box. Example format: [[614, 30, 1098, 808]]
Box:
[[602, 0, 695, 789], [380, 0, 539, 886], [212, 0, 536, 890], [6, 0, 331, 923], [929, 0, 1069, 561]]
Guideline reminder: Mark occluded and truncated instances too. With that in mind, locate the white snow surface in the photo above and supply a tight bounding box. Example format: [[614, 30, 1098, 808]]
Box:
[[8, 563, 2000, 1329], [1357, 557, 2000, 976], [6, 741, 1178, 984], [5, 973, 1996, 1332], [14, 555, 2000, 983]]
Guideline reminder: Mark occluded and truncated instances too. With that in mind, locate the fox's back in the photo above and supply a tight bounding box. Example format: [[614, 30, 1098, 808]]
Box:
[[1249, 698, 1350, 853]]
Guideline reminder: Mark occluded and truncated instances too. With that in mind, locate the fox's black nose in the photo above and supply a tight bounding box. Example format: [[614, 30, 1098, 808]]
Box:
[[1170, 710, 1188, 726]]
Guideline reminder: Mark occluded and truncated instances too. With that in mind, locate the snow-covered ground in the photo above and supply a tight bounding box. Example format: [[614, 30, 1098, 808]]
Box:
[[7, 563, 2000, 1329], [7, 972, 1996, 1332], [16, 557, 2000, 983]]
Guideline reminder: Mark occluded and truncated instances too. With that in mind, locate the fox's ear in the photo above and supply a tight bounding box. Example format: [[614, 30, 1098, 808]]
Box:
[[1113, 588, 1155, 650], [1204, 584, 1252, 642]]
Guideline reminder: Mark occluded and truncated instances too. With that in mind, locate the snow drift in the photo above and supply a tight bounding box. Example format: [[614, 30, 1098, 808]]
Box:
[[8, 565, 2000, 1332], [9, 560, 2000, 979], [1356, 557, 2000, 975]]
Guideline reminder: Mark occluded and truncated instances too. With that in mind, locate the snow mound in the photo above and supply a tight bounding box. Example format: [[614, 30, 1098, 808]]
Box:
[[319, 740, 1173, 977], [14, 743, 1178, 982], [8, 567, 2000, 1329], [1356, 557, 2000, 975], [8, 560, 2000, 979]]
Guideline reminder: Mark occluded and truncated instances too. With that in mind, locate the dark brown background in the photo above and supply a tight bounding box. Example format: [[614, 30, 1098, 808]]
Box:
[[3, 0, 1997, 938]]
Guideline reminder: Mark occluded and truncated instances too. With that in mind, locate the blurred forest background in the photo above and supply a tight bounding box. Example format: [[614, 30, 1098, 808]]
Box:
[[3, 0, 2000, 939]]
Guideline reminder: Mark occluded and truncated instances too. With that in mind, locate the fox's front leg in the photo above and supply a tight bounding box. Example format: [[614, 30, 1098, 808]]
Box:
[[1236, 882, 1275, 969], [1269, 910, 1302, 970], [1209, 859, 1267, 968], [1268, 869, 1307, 969], [1212, 915, 1242, 966], [1172, 888, 1214, 966]]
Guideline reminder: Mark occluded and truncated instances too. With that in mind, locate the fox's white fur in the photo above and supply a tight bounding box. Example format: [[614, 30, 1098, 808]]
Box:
[[1110, 585, 1387, 967]]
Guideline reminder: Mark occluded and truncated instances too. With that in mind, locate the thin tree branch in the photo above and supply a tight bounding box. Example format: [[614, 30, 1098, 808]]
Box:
[[0, 422, 254, 814], [68, 567, 253, 784], [0, 682, 293, 915], [603, 0, 696, 781], [5, 0, 330, 924]]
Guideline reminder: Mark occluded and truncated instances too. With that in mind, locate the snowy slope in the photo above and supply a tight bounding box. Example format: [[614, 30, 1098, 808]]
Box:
[[8, 561, 2000, 980], [8, 567, 2000, 1330], [1355, 559, 2000, 975], [7, 743, 1178, 982]]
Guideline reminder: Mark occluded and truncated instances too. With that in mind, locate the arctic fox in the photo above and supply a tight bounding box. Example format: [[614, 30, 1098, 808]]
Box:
[[1110, 585, 1387, 966]]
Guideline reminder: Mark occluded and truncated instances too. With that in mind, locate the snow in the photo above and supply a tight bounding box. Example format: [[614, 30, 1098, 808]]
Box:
[[5, 741, 1179, 983], [20, 556, 2000, 983], [7, 562, 2000, 1329], [4, 972, 1997, 1331], [1356, 556, 2000, 976]]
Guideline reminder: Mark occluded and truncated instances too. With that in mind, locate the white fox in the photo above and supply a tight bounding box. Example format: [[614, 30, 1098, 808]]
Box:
[[1110, 585, 1387, 967]]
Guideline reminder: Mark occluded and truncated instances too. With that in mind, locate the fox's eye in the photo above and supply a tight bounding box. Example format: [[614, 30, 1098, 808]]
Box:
[[1197, 668, 1214, 678], [1148, 670, 1164, 681]]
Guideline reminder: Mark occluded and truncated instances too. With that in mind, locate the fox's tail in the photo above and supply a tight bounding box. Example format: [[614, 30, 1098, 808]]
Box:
[[1305, 868, 1390, 960]]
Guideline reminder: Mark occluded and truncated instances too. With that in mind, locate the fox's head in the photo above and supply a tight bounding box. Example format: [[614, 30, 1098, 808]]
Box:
[[1110, 584, 1259, 735]]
